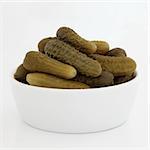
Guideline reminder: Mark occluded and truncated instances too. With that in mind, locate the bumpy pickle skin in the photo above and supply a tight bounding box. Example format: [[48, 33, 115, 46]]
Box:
[[90, 54, 136, 76], [14, 64, 29, 83], [56, 27, 97, 54], [23, 51, 77, 79], [106, 48, 127, 57], [38, 37, 56, 53], [44, 39, 102, 77], [26, 73, 89, 89], [74, 71, 114, 88], [92, 41, 109, 55]]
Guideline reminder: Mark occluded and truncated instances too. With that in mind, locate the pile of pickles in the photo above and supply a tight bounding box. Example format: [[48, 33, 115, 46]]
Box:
[[14, 27, 136, 89]]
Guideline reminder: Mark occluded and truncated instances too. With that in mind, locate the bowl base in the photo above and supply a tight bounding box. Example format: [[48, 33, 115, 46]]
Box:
[[23, 120, 127, 134]]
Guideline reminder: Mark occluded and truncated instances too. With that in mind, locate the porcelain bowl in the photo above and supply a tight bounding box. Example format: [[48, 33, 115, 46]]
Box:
[[11, 72, 138, 133]]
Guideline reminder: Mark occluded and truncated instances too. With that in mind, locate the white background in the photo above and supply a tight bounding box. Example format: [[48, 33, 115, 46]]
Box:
[[0, 1, 149, 149]]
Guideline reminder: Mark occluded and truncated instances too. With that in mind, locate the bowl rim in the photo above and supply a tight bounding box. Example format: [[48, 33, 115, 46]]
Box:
[[12, 70, 138, 91]]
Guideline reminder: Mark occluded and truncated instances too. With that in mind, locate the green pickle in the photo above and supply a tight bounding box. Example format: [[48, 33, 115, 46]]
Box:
[[23, 51, 77, 79], [14, 64, 29, 83], [44, 39, 102, 77], [106, 48, 127, 57], [57, 27, 97, 54], [90, 54, 136, 76], [74, 71, 114, 87], [27, 73, 89, 89]]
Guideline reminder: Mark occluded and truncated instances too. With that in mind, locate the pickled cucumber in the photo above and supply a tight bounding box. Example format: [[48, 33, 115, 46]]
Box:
[[26, 73, 89, 89], [114, 73, 135, 84], [38, 37, 56, 53], [106, 48, 127, 57], [23, 51, 77, 79], [74, 71, 114, 87], [92, 41, 109, 55], [14, 64, 29, 83], [44, 39, 102, 77], [90, 54, 136, 76], [56, 27, 97, 54]]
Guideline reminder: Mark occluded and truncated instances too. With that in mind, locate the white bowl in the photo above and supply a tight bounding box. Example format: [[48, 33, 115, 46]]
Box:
[[11, 72, 138, 133]]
